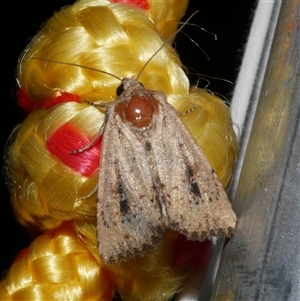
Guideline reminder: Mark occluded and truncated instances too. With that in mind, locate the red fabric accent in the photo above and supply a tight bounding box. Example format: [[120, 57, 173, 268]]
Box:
[[47, 124, 101, 177], [17, 88, 81, 114], [15, 248, 29, 260], [17, 89, 33, 114], [174, 235, 213, 271], [110, 0, 149, 10]]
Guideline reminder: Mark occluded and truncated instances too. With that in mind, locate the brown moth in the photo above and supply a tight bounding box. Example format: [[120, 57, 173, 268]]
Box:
[[31, 13, 236, 265], [93, 76, 237, 264]]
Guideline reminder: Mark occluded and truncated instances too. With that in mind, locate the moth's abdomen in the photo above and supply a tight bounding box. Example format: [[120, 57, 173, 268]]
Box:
[[115, 94, 159, 128]]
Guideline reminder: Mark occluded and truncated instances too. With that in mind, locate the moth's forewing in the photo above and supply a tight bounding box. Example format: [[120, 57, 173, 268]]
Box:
[[97, 110, 164, 265], [148, 92, 237, 241]]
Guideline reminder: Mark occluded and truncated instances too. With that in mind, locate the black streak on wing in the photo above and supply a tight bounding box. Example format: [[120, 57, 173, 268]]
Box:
[[117, 181, 131, 215], [185, 164, 202, 198], [145, 141, 152, 151]]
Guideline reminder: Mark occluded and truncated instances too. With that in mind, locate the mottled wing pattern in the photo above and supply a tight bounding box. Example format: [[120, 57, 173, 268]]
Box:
[[97, 112, 164, 265], [147, 91, 237, 241], [97, 81, 236, 264]]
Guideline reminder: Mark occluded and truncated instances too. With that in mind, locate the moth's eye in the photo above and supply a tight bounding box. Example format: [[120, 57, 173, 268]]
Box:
[[116, 84, 124, 96]]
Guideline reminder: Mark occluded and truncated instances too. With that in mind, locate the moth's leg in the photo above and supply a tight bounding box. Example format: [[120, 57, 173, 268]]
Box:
[[76, 183, 98, 201], [165, 99, 198, 116], [84, 99, 108, 108], [176, 105, 198, 116], [69, 101, 111, 154], [69, 131, 103, 154], [69, 115, 107, 154]]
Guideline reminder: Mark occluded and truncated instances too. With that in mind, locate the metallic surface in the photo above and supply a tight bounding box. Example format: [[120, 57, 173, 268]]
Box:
[[211, 1, 300, 300]]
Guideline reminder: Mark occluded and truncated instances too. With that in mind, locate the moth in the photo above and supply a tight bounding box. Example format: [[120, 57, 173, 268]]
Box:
[[32, 13, 236, 265], [91, 76, 237, 264]]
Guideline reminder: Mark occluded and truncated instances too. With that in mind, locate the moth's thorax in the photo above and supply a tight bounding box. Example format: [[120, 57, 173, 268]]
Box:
[[114, 77, 160, 129]]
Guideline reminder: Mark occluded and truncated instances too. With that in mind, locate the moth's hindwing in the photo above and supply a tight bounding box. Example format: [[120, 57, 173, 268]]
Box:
[[97, 114, 164, 265]]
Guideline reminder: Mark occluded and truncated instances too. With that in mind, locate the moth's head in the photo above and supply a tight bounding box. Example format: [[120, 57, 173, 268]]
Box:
[[116, 77, 144, 96]]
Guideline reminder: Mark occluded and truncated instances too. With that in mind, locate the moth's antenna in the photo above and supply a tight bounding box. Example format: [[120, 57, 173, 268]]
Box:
[[30, 58, 122, 81], [136, 10, 199, 79]]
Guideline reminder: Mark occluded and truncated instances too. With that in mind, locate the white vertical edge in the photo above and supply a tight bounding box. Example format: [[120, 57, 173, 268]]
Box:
[[230, 0, 281, 196], [176, 1, 281, 300]]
